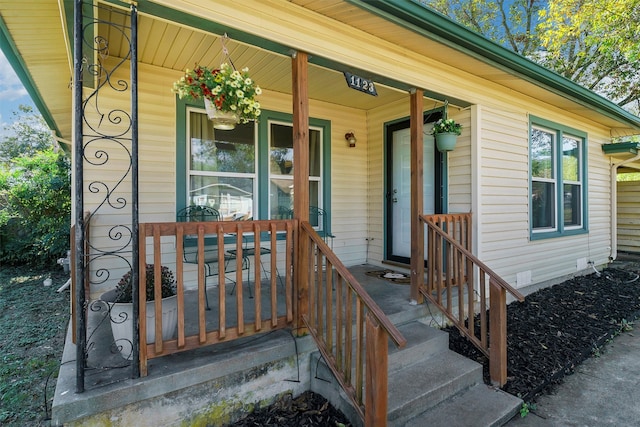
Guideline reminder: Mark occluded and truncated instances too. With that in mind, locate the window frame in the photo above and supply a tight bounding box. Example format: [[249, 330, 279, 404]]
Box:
[[185, 106, 258, 219], [266, 119, 324, 219], [257, 110, 331, 221], [177, 99, 332, 228], [529, 115, 588, 240]]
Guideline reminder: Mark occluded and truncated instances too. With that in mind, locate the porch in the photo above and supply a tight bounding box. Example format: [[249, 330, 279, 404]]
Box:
[[53, 264, 429, 425], [54, 214, 522, 426], [53, 262, 521, 426]]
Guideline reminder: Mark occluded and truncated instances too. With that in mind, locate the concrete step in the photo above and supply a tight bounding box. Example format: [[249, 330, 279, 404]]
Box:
[[386, 322, 522, 426], [402, 383, 522, 427], [312, 320, 521, 427], [388, 321, 449, 372], [387, 349, 482, 426]]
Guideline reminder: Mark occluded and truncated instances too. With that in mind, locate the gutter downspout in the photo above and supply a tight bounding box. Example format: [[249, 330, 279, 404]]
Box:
[[610, 153, 640, 261]]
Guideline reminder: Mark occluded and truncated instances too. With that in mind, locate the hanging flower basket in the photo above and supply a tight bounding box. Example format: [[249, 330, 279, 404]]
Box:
[[204, 98, 239, 130], [431, 118, 462, 153], [172, 63, 261, 130], [435, 132, 458, 152]]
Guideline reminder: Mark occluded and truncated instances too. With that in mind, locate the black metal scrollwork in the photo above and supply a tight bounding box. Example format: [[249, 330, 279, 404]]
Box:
[[76, 1, 138, 388]]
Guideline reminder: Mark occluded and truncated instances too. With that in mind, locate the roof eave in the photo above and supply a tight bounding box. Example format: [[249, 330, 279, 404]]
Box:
[[602, 142, 640, 156], [349, 0, 640, 132], [0, 15, 61, 137]]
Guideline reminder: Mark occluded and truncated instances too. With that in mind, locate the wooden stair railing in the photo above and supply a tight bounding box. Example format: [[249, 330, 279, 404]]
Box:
[[421, 214, 524, 386], [299, 221, 407, 427]]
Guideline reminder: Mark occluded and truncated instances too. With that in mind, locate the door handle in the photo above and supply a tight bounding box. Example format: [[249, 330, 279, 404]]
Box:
[[392, 197, 398, 203]]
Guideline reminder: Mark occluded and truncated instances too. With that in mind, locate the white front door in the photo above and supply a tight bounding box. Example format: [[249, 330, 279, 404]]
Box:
[[388, 126, 436, 262]]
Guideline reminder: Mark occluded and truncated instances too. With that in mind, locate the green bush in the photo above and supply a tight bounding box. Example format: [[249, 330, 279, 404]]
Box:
[[0, 149, 71, 266]]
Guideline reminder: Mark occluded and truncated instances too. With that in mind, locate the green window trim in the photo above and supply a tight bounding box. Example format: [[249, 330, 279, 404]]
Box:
[[176, 98, 331, 229], [529, 115, 588, 240]]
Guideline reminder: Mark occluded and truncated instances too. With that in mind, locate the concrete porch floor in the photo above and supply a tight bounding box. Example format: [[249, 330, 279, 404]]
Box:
[[52, 263, 435, 426]]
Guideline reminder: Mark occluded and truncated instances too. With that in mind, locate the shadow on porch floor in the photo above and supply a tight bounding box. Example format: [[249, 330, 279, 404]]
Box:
[[52, 264, 432, 426]]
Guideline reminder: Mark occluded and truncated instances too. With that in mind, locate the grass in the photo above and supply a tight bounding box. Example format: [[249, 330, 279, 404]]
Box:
[[0, 266, 70, 426]]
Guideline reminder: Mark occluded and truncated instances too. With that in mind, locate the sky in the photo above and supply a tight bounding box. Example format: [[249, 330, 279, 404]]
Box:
[[0, 49, 36, 134]]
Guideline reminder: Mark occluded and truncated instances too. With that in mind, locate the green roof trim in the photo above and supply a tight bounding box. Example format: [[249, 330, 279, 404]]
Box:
[[0, 15, 61, 137], [348, 0, 640, 131], [602, 142, 640, 155]]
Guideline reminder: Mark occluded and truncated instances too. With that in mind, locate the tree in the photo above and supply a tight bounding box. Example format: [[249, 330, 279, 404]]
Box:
[[0, 105, 55, 164], [419, 0, 640, 113], [0, 106, 71, 266], [538, 0, 640, 112], [418, 0, 545, 56]]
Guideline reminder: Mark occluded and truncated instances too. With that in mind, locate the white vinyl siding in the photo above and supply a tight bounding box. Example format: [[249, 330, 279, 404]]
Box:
[[476, 106, 611, 289], [618, 181, 640, 254]]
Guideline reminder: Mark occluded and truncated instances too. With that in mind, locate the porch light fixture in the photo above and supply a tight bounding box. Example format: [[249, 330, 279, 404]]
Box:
[[345, 132, 357, 148]]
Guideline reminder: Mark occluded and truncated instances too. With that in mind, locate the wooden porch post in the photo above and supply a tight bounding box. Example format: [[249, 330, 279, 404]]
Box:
[[410, 90, 424, 304], [292, 51, 310, 335]]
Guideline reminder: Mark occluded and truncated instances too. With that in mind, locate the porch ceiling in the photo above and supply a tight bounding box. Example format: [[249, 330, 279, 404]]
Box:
[[0, 0, 410, 142], [123, 11, 407, 111]]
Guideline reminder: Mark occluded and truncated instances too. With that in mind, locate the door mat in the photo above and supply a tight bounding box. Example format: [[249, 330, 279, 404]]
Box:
[[365, 269, 411, 284]]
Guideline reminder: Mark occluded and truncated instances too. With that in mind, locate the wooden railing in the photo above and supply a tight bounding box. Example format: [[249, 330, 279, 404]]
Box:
[[138, 219, 296, 376], [299, 221, 407, 426], [421, 213, 524, 386]]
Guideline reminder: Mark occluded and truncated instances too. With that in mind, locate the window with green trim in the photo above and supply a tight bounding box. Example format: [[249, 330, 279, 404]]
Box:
[[530, 117, 587, 238], [177, 104, 331, 225], [187, 108, 256, 220], [268, 120, 323, 218]]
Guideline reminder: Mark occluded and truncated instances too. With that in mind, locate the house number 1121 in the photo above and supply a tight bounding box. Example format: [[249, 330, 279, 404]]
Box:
[[343, 72, 378, 96]]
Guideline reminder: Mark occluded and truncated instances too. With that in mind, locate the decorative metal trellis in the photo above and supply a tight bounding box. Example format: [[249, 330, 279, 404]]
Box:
[[73, 0, 139, 392]]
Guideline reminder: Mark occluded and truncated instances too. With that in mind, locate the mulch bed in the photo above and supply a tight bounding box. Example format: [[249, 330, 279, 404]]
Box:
[[446, 264, 640, 402]]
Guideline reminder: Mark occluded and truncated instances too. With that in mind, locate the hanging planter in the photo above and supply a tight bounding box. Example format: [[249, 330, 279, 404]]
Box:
[[172, 61, 261, 130], [204, 98, 239, 130], [435, 132, 458, 152], [431, 118, 462, 153]]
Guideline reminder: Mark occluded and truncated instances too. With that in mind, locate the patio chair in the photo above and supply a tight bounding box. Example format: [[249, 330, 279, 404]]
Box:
[[177, 205, 251, 308], [277, 206, 294, 219], [277, 205, 334, 247], [309, 206, 335, 248]]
